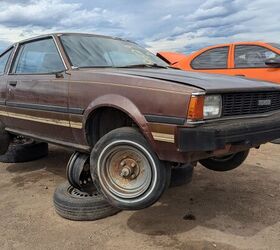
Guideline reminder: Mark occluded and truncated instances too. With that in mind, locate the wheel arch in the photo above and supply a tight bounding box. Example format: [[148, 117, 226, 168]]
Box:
[[83, 94, 154, 147]]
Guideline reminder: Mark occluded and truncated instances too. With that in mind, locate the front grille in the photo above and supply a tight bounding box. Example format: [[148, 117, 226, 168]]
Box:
[[222, 92, 280, 117]]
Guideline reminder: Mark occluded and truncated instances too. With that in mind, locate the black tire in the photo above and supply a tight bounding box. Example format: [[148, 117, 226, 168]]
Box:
[[90, 127, 171, 210], [170, 164, 194, 187], [53, 182, 121, 221], [0, 123, 10, 155], [271, 139, 280, 144], [199, 150, 250, 172], [0, 137, 48, 163]]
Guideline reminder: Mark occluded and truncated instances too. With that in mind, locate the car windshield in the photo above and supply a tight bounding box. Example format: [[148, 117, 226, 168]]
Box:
[[60, 34, 168, 68]]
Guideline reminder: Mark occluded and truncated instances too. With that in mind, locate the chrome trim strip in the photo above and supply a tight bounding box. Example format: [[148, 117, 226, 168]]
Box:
[[191, 91, 206, 96], [7, 43, 18, 74], [52, 35, 68, 70]]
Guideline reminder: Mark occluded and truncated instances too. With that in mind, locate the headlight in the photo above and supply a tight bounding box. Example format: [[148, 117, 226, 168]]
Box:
[[203, 95, 222, 119], [187, 94, 222, 121]]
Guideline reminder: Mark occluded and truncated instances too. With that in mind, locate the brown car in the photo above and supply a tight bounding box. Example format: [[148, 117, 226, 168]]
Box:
[[1, 33, 280, 210]]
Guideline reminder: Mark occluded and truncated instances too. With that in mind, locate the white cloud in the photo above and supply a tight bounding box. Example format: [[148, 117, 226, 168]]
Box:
[[0, 0, 279, 54], [0, 0, 126, 47], [146, 0, 280, 53]]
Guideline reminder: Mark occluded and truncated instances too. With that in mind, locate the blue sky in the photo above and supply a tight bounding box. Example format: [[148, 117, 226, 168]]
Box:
[[0, 0, 279, 54]]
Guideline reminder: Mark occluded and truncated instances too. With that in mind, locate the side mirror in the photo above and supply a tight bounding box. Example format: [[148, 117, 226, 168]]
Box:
[[265, 58, 280, 68]]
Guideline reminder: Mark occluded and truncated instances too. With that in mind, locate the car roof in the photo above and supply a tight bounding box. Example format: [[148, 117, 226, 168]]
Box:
[[199, 41, 272, 50], [12, 32, 132, 46]]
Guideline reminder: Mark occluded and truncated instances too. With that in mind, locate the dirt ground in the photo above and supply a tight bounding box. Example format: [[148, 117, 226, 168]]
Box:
[[0, 143, 279, 250]]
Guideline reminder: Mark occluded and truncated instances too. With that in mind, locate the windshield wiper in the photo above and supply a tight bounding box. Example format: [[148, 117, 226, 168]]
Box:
[[117, 63, 169, 69], [72, 66, 113, 69]]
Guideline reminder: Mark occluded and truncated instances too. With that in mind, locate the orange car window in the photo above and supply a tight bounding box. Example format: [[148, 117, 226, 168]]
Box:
[[234, 45, 280, 68], [191, 47, 229, 70]]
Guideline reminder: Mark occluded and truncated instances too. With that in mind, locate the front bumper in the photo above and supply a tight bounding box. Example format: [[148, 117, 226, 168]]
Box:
[[177, 112, 280, 152]]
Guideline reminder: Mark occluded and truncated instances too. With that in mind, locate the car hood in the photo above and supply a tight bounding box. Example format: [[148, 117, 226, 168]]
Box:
[[108, 68, 280, 93]]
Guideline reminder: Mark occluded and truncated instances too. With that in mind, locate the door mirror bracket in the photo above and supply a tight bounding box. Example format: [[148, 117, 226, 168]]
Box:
[[55, 71, 64, 78], [265, 58, 280, 68]]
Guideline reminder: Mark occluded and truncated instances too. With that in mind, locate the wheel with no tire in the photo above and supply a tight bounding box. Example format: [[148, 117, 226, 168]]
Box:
[[66, 152, 93, 191], [53, 182, 121, 221], [0, 137, 48, 163], [90, 127, 171, 210], [170, 164, 194, 187], [199, 150, 250, 172]]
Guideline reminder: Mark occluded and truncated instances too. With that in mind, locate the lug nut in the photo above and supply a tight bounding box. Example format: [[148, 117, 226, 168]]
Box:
[[120, 161, 126, 166], [120, 167, 130, 177], [131, 162, 136, 168]]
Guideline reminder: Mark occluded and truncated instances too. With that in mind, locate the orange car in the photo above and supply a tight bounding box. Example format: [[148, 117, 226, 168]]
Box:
[[157, 42, 280, 84]]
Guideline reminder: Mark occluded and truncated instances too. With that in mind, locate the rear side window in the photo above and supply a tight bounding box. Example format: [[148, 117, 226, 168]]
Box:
[[12, 38, 65, 74], [234, 45, 280, 68], [0, 49, 13, 74], [191, 47, 229, 69]]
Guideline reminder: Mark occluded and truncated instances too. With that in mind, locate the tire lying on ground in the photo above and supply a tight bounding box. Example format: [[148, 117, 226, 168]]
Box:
[[199, 150, 250, 172], [0, 136, 48, 163], [170, 164, 194, 187], [53, 182, 121, 221]]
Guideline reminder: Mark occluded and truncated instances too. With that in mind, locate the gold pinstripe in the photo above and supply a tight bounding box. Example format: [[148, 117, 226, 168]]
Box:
[[0, 110, 83, 129], [151, 132, 175, 143], [0, 110, 175, 142]]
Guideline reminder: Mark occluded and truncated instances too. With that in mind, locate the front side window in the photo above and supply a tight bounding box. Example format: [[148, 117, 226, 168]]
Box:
[[0, 49, 13, 74], [234, 45, 280, 68], [60, 34, 168, 68], [13, 38, 65, 74], [191, 47, 229, 69]]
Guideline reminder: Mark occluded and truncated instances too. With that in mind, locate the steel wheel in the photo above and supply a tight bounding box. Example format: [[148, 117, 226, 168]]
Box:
[[91, 127, 170, 210], [98, 143, 154, 200], [66, 152, 93, 191]]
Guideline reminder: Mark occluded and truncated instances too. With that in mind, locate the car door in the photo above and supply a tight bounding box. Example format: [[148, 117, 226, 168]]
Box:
[[188, 46, 232, 75], [5, 37, 74, 142], [0, 47, 14, 118], [228, 44, 280, 83]]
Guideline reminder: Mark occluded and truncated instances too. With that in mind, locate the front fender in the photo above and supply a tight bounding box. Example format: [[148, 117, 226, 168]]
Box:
[[83, 94, 155, 148]]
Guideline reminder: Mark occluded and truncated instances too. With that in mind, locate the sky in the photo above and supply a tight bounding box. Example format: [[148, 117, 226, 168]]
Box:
[[0, 0, 279, 54]]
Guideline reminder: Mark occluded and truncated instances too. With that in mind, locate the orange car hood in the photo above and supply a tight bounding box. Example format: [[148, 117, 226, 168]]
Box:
[[157, 51, 188, 65]]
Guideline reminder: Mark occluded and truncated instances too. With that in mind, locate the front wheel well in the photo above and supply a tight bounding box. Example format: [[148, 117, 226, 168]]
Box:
[[86, 107, 137, 146]]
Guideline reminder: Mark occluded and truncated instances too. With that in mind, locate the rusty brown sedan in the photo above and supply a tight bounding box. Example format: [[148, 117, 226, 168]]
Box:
[[1, 33, 280, 210]]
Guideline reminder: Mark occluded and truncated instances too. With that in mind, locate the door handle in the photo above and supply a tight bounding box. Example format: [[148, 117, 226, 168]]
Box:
[[8, 81, 17, 87], [235, 74, 245, 77]]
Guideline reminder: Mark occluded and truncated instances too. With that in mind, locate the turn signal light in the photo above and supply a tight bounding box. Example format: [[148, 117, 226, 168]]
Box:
[[187, 95, 204, 121]]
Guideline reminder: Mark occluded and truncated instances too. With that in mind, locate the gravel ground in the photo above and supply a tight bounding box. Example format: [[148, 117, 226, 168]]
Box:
[[0, 143, 279, 250]]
